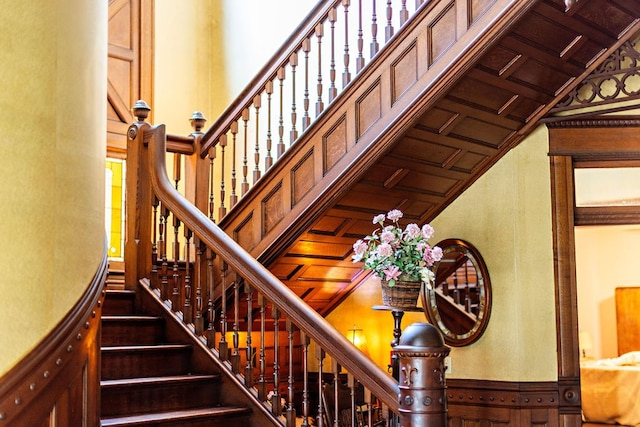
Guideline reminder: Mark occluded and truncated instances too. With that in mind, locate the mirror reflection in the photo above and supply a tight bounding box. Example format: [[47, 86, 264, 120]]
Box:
[[423, 238, 491, 347]]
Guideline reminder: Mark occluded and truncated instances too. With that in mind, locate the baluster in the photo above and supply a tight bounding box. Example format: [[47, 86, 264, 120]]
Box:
[[151, 196, 159, 279], [208, 146, 216, 221], [302, 38, 311, 131], [171, 212, 181, 312], [231, 277, 241, 373], [160, 204, 169, 300], [300, 331, 311, 427], [173, 153, 181, 190], [206, 248, 216, 346], [364, 388, 373, 427], [315, 21, 325, 117], [286, 320, 296, 426], [381, 404, 390, 427], [385, 0, 394, 42], [258, 293, 268, 400], [348, 373, 356, 427], [453, 271, 459, 304], [183, 228, 192, 323], [328, 7, 338, 103], [290, 52, 298, 145], [342, 0, 352, 88], [356, 0, 365, 73], [245, 284, 254, 387], [253, 95, 262, 184], [277, 67, 286, 157], [332, 359, 340, 427], [230, 122, 239, 207], [399, 0, 408, 26], [194, 240, 205, 335], [370, 0, 379, 58], [219, 263, 229, 361], [265, 81, 274, 170], [316, 347, 326, 427], [271, 306, 282, 416], [218, 135, 227, 218], [241, 108, 250, 196]]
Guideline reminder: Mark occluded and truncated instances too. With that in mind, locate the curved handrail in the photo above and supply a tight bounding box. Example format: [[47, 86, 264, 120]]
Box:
[[146, 122, 400, 411]]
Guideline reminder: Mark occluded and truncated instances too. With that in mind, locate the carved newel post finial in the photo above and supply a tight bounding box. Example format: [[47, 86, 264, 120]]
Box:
[[132, 99, 151, 122], [190, 111, 207, 133]]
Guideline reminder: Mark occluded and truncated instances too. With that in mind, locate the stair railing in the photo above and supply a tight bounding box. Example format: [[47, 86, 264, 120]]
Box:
[[126, 111, 402, 426], [199, 0, 431, 223]]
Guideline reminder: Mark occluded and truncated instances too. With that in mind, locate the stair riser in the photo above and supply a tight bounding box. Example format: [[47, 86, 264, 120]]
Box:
[[102, 349, 192, 380], [102, 320, 164, 346], [103, 293, 136, 315], [101, 381, 220, 417]]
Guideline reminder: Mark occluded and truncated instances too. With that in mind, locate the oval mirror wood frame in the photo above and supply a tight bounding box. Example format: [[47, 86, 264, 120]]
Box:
[[422, 238, 492, 347]]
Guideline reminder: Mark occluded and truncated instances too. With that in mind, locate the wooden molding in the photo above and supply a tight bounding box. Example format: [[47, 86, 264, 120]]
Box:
[[0, 252, 107, 426]]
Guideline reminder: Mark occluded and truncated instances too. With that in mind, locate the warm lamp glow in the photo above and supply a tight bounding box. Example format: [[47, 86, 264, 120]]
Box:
[[348, 325, 369, 356], [579, 331, 593, 358]]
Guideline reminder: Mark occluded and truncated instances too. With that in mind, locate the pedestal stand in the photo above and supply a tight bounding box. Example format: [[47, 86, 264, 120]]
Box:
[[372, 304, 422, 427]]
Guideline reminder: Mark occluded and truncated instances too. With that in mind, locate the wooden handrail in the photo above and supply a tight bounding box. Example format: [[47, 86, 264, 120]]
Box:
[[145, 121, 400, 412]]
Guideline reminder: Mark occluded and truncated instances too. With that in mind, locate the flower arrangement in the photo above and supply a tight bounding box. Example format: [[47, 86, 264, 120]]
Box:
[[352, 209, 443, 287]]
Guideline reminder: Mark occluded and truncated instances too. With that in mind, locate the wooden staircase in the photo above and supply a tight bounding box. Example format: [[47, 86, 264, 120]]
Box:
[[100, 289, 253, 427]]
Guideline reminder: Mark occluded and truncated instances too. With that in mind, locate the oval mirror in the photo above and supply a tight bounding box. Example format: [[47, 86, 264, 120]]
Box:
[[422, 238, 491, 347]]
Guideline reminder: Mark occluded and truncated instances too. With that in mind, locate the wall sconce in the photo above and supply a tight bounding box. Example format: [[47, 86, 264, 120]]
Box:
[[348, 325, 369, 356]]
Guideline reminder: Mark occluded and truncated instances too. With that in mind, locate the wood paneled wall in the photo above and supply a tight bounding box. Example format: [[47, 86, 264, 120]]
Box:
[[0, 255, 107, 426], [447, 379, 562, 427]]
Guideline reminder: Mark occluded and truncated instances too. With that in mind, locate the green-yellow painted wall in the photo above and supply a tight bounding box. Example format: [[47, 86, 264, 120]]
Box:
[[0, 1, 107, 376], [328, 125, 558, 382]]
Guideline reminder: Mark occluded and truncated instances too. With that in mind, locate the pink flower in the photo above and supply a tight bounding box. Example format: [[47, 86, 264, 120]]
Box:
[[421, 224, 434, 240], [423, 245, 443, 266], [431, 246, 443, 262], [380, 229, 395, 244], [383, 265, 401, 281], [352, 240, 368, 261], [372, 214, 386, 225], [405, 223, 420, 239], [387, 209, 403, 222], [377, 242, 393, 258]]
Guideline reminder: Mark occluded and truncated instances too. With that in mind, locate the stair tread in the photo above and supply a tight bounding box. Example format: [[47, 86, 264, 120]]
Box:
[[104, 289, 135, 296], [102, 315, 162, 321], [100, 406, 251, 426], [102, 344, 191, 352], [101, 374, 220, 388]]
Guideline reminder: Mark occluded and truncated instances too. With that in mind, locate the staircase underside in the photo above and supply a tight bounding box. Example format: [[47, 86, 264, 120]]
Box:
[[218, 0, 640, 316]]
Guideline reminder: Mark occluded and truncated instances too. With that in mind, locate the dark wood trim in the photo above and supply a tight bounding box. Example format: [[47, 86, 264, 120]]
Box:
[[447, 379, 562, 425], [548, 117, 640, 426], [576, 205, 640, 226], [0, 250, 108, 426]]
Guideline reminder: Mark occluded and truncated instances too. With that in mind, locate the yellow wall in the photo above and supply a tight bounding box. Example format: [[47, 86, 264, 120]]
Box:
[[0, 1, 107, 376], [153, 0, 318, 132], [328, 125, 558, 382]]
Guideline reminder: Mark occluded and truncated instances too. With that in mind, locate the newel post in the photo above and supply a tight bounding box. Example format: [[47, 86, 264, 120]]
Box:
[[184, 111, 209, 217], [394, 322, 450, 427], [124, 100, 154, 289]]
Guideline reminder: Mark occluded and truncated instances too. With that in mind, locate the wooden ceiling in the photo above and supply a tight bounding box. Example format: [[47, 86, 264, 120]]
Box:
[[218, 0, 640, 316]]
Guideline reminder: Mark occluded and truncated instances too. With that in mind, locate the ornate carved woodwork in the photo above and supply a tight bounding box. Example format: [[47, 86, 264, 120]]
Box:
[[0, 255, 107, 426], [550, 37, 640, 116]]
